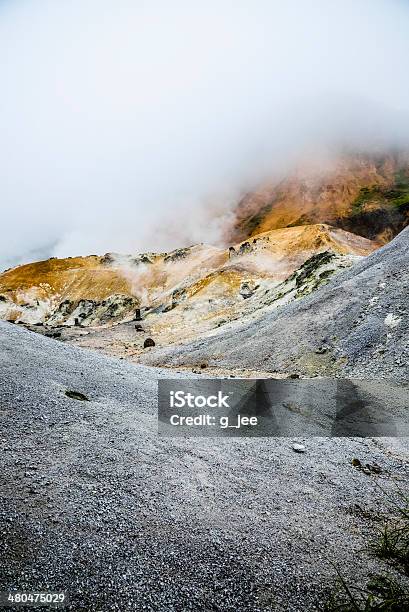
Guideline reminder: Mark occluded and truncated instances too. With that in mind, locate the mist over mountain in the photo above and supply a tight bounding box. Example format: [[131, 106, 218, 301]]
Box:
[[1, 0, 409, 268]]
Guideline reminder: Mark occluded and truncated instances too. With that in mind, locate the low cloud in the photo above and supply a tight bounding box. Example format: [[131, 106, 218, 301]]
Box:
[[1, 0, 409, 269]]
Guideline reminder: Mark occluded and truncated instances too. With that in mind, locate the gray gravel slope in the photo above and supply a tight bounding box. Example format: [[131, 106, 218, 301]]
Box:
[[141, 227, 409, 379], [0, 322, 409, 611]]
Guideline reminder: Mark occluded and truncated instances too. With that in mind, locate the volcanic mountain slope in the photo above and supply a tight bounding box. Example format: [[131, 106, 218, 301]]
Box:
[[0, 246, 225, 326], [0, 255, 139, 326], [140, 226, 409, 381], [0, 225, 376, 350], [227, 152, 409, 245], [2, 151, 407, 356]]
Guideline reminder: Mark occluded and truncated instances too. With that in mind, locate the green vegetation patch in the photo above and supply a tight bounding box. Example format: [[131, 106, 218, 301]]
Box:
[[325, 489, 409, 611], [352, 171, 409, 214]]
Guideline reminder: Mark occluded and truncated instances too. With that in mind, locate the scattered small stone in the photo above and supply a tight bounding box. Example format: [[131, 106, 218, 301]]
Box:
[[292, 443, 305, 453], [46, 331, 61, 339], [143, 338, 155, 348], [366, 462, 382, 474], [289, 373, 300, 379], [135, 324, 144, 332], [384, 313, 401, 328], [200, 363, 207, 369], [65, 390, 89, 401], [351, 458, 382, 475]]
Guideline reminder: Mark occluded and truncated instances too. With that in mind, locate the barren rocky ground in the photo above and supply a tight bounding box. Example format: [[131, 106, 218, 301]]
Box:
[[1, 322, 408, 611]]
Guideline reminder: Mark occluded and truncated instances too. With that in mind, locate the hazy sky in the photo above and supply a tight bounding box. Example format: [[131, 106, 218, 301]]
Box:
[[1, 0, 409, 269]]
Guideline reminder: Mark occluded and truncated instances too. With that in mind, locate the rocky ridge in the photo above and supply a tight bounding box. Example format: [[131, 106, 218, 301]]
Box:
[[0, 225, 375, 342]]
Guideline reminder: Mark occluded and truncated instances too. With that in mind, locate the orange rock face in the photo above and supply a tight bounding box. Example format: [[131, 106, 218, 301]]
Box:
[[225, 153, 409, 244], [0, 256, 132, 304]]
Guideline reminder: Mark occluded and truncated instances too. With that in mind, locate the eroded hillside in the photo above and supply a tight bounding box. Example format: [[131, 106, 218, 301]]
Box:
[[141, 226, 409, 381], [0, 224, 377, 355], [0, 256, 138, 326]]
